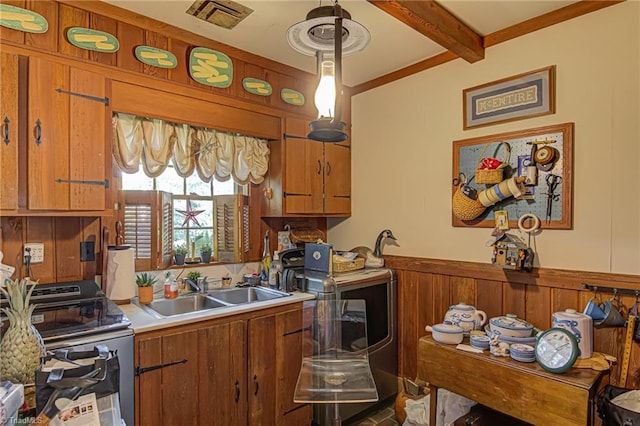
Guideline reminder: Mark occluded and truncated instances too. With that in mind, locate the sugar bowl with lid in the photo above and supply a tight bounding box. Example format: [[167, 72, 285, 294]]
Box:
[[443, 302, 487, 334]]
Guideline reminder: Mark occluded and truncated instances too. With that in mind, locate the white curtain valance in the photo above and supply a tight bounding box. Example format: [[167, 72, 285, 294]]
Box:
[[112, 113, 270, 184]]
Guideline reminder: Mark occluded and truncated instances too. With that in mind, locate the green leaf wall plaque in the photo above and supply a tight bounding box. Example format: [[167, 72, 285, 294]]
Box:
[[67, 27, 119, 53], [135, 46, 178, 69], [0, 4, 48, 33], [280, 89, 305, 106], [242, 78, 272, 96], [189, 47, 233, 88]]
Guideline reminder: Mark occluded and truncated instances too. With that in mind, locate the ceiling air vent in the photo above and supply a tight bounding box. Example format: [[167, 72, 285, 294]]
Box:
[[186, 0, 254, 29]]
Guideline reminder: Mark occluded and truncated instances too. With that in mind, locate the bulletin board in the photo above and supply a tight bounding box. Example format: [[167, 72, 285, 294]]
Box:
[[452, 122, 573, 229]]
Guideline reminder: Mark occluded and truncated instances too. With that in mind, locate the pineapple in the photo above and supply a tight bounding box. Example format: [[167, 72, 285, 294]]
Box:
[[0, 278, 46, 384]]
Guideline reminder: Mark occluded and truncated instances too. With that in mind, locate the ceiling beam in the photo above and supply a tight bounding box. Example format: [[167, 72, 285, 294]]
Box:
[[367, 0, 484, 63]]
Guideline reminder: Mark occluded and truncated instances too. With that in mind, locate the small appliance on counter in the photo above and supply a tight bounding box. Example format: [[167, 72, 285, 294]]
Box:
[[279, 248, 305, 292], [0, 381, 23, 425]]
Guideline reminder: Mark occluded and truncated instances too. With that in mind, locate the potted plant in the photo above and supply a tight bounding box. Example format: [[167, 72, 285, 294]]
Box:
[[200, 244, 212, 263], [136, 272, 157, 304], [174, 244, 187, 265]]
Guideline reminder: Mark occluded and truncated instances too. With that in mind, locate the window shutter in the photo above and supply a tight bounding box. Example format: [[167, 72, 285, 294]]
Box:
[[121, 190, 173, 271], [214, 194, 249, 263]]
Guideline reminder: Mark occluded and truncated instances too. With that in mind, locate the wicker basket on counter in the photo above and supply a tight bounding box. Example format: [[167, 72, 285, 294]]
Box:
[[332, 256, 365, 273]]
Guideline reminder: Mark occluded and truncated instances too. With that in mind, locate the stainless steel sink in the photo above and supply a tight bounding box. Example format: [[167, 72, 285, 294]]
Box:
[[207, 287, 290, 305], [139, 294, 230, 318]]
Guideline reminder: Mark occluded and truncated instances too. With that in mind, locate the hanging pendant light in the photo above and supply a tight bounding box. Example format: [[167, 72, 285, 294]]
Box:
[[287, 2, 370, 142]]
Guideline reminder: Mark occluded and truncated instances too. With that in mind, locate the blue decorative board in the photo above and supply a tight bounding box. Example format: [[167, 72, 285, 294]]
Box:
[[452, 122, 573, 229]]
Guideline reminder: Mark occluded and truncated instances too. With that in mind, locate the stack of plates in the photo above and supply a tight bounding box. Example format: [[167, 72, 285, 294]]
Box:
[[469, 334, 491, 350], [485, 325, 538, 345], [510, 343, 536, 363]]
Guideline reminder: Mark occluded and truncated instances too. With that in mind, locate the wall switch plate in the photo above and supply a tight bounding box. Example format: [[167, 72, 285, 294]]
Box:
[[80, 241, 95, 262], [24, 243, 44, 264]]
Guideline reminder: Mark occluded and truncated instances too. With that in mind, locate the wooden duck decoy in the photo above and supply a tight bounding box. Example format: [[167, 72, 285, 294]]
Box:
[[351, 229, 397, 268]]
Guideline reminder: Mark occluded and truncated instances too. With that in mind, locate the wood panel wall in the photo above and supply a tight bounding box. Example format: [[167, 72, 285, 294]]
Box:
[[0, 216, 102, 283], [387, 255, 640, 389]]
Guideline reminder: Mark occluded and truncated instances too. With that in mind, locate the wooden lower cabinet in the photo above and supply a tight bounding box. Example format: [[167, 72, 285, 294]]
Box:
[[134, 304, 312, 426]]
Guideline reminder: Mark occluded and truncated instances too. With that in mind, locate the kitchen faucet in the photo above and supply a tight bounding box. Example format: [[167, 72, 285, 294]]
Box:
[[185, 277, 208, 293]]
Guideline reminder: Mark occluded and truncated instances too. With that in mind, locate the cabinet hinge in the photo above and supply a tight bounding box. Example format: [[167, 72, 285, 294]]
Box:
[[283, 133, 306, 140], [284, 192, 312, 197], [55, 178, 109, 188], [135, 358, 187, 376], [55, 88, 109, 106]]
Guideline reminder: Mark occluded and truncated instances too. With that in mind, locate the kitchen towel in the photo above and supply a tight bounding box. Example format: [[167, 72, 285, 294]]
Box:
[[106, 247, 135, 300]]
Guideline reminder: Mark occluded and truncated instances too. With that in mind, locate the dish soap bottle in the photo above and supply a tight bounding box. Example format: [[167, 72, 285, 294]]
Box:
[[164, 271, 178, 299], [260, 231, 271, 285]]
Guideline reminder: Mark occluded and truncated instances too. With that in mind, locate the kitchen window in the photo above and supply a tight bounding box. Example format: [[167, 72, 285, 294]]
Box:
[[121, 165, 241, 258], [112, 113, 267, 269]]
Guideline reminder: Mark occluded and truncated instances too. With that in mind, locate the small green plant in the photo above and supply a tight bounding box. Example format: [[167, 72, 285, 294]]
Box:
[[200, 244, 212, 254], [174, 244, 187, 255], [186, 271, 201, 281], [136, 272, 158, 288]]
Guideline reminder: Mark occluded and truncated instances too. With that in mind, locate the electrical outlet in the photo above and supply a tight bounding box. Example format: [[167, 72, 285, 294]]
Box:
[[80, 241, 95, 262], [24, 243, 44, 264]]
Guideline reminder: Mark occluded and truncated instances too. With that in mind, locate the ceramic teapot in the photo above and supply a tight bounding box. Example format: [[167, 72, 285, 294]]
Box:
[[444, 302, 487, 333]]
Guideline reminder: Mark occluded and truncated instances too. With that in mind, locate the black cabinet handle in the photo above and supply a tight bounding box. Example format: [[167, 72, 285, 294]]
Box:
[[135, 358, 187, 375], [326, 161, 332, 176], [253, 374, 259, 396], [234, 380, 240, 403], [34, 119, 42, 146], [3, 117, 9, 145], [316, 159, 322, 175]]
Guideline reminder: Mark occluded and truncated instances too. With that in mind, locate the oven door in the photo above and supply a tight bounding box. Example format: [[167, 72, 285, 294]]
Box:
[[336, 276, 396, 353]]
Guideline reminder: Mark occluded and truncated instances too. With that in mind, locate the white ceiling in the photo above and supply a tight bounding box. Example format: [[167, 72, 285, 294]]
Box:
[[104, 0, 578, 86]]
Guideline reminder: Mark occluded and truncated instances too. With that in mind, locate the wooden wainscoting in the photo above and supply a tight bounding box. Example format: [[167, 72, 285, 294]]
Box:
[[386, 255, 640, 389]]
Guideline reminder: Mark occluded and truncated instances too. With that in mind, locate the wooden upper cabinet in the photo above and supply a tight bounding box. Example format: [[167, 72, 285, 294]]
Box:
[[324, 142, 351, 215], [27, 56, 109, 211], [283, 117, 323, 214], [0, 52, 20, 210], [276, 116, 351, 216]]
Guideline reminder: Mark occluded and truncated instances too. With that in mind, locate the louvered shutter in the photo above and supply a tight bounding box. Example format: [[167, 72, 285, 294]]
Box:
[[121, 190, 173, 271], [213, 194, 249, 263]]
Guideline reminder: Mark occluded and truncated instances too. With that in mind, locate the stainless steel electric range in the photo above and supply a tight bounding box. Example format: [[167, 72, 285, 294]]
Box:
[[0, 279, 134, 426]]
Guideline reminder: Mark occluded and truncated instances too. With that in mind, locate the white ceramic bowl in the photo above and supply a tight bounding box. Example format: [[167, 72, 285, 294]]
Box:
[[426, 323, 464, 345], [489, 314, 534, 338]]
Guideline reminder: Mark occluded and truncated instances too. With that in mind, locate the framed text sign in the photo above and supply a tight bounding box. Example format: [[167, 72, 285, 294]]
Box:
[[452, 122, 573, 229], [463, 66, 555, 130]]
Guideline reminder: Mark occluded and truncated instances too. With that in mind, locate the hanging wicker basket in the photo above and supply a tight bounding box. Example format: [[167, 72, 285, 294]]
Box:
[[452, 184, 486, 221], [475, 141, 511, 185]]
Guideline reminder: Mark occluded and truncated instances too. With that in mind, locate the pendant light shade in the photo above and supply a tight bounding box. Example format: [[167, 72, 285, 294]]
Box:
[[287, 2, 370, 142]]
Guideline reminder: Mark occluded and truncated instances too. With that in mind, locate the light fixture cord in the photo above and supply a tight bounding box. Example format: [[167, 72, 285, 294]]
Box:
[[332, 2, 343, 126]]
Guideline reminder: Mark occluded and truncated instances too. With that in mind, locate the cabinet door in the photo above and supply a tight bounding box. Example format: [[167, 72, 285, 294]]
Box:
[[324, 142, 351, 215], [0, 52, 20, 210], [284, 117, 323, 214], [28, 57, 69, 210], [276, 308, 312, 425], [68, 66, 107, 210], [247, 314, 277, 425], [199, 320, 247, 426]]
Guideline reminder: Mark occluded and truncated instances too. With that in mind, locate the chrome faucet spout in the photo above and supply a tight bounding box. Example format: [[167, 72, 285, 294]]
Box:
[[184, 278, 201, 293]]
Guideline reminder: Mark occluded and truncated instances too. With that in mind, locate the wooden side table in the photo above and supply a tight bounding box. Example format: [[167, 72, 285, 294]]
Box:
[[418, 336, 608, 426]]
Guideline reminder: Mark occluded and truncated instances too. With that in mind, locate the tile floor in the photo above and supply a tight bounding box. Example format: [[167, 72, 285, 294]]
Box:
[[346, 405, 400, 426]]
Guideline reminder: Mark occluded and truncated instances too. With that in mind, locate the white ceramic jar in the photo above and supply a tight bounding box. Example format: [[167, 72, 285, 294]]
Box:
[[552, 308, 593, 359]]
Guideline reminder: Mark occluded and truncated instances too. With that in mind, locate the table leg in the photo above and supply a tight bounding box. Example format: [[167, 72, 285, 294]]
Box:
[[429, 384, 438, 426]]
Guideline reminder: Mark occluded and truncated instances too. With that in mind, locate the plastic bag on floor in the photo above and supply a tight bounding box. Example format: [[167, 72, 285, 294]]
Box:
[[403, 389, 475, 426]]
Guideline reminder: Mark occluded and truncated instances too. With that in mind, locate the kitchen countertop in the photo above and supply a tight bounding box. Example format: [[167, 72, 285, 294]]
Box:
[[120, 290, 316, 334]]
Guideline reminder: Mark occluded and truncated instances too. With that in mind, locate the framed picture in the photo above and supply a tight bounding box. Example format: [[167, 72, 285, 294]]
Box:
[[463, 66, 555, 130], [452, 122, 573, 229]]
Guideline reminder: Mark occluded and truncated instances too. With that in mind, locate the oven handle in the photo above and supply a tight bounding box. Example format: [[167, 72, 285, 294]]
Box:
[[135, 358, 187, 376]]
